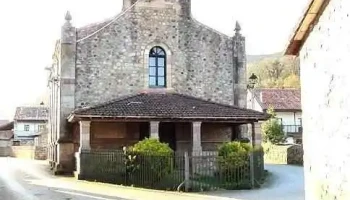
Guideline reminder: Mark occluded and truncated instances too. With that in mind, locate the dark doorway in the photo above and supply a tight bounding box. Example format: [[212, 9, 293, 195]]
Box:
[[159, 122, 176, 151], [139, 122, 150, 140]]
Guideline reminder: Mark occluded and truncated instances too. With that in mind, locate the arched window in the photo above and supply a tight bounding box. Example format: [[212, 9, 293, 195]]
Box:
[[149, 46, 166, 88]]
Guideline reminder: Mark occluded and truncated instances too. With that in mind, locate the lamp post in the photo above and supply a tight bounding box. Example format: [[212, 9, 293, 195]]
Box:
[[247, 73, 258, 110], [247, 73, 259, 187], [247, 73, 258, 90]]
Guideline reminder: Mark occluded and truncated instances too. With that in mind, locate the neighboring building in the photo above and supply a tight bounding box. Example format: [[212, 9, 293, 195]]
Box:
[[0, 121, 14, 156], [0, 120, 9, 126], [247, 88, 302, 141], [47, 0, 268, 175], [285, 0, 350, 199], [14, 106, 49, 145]]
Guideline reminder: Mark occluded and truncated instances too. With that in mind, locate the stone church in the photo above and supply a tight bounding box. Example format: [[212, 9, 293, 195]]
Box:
[[47, 0, 266, 174]]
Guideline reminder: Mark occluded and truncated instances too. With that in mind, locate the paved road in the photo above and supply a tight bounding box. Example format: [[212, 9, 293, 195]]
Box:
[[0, 158, 130, 200], [0, 158, 304, 200], [203, 164, 305, 200]]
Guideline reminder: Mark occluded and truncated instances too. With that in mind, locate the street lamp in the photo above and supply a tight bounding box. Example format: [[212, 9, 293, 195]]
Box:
[[247, 73, 258, 89]]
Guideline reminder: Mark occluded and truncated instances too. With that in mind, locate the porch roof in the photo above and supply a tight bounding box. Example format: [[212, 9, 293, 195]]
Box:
[[68, 93, 269, 123]]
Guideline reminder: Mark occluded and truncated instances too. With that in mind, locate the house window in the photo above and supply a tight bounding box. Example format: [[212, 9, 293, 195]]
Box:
[[24, 125, 30, 131], [149, 46, 166, 88], [38, 125, 45, 131]]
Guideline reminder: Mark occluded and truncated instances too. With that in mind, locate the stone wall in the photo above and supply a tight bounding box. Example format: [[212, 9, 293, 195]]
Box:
[[263, 144, 303, 165], [299, 0, 350, 199], [34, 147, 47, 160], [75, 0, 246, 108], [49, 0, 247, 173]]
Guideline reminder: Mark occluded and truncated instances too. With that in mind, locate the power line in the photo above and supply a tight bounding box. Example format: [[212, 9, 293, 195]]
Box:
[[77, 0, 141, 43]]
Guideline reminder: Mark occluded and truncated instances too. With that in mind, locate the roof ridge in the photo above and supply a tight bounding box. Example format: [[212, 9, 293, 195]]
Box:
[[173, 93, 266, 115]]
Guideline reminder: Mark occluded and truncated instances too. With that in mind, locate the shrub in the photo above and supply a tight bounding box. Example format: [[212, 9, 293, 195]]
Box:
[[124, 138, 174, 186], [261, 107, 285, 144], [217, 142, 253, 188], [218, 142, 252, 168], [132, 138, 173, 155]]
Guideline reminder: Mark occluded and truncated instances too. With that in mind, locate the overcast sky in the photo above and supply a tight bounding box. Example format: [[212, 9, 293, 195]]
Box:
[[0, 0, 307, 119]]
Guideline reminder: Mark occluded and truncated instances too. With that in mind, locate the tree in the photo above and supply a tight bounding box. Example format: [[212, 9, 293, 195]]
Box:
[[247, 55, 300, 89], [261, 107, 285, 144]]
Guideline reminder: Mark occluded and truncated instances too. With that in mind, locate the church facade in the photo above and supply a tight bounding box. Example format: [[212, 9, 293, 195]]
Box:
[[47, 0, 266, 174]]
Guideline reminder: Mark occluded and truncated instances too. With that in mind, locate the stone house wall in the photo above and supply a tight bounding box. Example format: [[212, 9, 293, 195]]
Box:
[[299, 0, 350, 199], [75, 0, 246, 108], [49, 0, 247, 173]]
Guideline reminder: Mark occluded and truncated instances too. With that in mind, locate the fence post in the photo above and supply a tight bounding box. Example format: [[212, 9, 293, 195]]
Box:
[[250, 152, 255, 188], [184, 151, 190, 191]]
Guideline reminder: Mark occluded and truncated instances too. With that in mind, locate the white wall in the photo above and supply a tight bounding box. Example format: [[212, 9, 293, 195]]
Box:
[[0, 140, 11, 147], [14, 121, 47, 139], [299, 0, 350, 199], [275, 111, 302, 125], [247, 90, 263, 112]]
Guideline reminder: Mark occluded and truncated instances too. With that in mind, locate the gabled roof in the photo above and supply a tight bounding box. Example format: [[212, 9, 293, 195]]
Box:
[[0, 121, 13, 131], [68, 93, 268, 122], [284, 0, 330, 55], [14, 107, 49, 121], [254, 89, 301, 111]]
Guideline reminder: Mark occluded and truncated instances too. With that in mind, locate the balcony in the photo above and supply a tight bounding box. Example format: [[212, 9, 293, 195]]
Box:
[[282, 125, 303, 135]]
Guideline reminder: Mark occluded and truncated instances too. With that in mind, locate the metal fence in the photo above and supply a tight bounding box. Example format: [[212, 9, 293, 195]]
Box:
[[79, 149, 265, 192]]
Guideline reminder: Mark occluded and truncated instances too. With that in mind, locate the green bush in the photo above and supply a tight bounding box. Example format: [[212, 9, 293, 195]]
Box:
[[132, 138, 173, 155], [124, 138, 174, 186], [218, 142, 252, 168], [217, 142, 253, 188], [261, 107, 285, 144]]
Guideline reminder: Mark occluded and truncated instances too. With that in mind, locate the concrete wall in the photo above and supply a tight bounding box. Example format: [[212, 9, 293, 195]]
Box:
[[299, 0, 350, 199]]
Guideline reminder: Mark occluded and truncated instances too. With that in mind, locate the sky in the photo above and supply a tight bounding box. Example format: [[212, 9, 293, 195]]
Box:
[[0, 0, 308, 120]]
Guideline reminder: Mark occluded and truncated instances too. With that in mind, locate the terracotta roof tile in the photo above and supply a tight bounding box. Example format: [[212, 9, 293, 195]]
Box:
[[71, 93, 268, 121], [255, 89, 301, 111]]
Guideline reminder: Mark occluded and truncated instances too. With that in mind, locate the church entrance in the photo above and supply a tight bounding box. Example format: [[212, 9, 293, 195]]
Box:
[[159, 122, 176, 151]]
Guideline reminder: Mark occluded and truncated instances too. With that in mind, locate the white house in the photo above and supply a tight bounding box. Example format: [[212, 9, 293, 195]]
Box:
[[13, 106, 48, 145], [247, 88, 302, 138]]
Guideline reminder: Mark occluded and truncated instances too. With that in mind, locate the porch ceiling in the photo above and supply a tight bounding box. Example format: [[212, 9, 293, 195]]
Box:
[[68, 92, 269, 123]]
